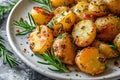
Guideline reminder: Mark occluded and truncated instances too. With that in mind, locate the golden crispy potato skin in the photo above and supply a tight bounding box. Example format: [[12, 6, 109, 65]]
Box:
[[72, 20, 96, 47], [88, 0, 108, 17], [103, 0, 120, 15], [53, 33, 76, 65], [72, 1, 89, 20], [50, 0, 74, 8], [92, 40, 118, 58], [29, 25, 53, 54], [31, 7, 53, 25], [95, 15, 120, 41], [54, 6, 69, 15], [75, 47, 105, 75], [114, 33, 120, 52], [48, 10, 76, 37]]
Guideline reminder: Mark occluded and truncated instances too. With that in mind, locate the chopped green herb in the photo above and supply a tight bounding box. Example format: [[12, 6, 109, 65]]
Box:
[[61, 11, 65, 16], [58, 33, 66, 39], [109, 44, 117, 50], [96, 4, 105, 6]]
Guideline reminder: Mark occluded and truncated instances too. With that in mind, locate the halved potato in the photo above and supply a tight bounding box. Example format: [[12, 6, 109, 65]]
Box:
[[92, 40, 119, 58], [50, 0, 75, 8], [53, 33, 76, 65], [72, 20, 96, 47], [88, 0, 108, 17], [29, 25, 53, 54], [54, 6, 69, 15], [31, 7, 54, 25], [103, 0, 120, 15], [47, 10, 76, 37], [72, 1, 90, 20], [95, 15, 120, 41], [75, 47, 105, 75], [114, 33, 120, 52]]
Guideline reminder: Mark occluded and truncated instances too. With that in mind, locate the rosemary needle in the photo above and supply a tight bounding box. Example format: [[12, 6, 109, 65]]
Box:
[[0, 34, 20, 68], [33, 0, 54, 12], [14, 13, 36, 35], [35, 48, 69, 73]]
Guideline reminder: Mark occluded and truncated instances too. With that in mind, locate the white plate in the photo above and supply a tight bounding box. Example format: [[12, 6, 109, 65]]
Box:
[[6, 0, 120, 79]]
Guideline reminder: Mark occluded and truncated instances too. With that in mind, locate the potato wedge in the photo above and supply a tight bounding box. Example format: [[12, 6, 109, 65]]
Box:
[[95, 15, 120, 41], [75, 47, 105, 75], [47, 10, 76, 37], [31, 7, 54, 25], [29, 25, 53, 54], [50, 0, 75, 8], [53, 33, 76, 65], [72, 20, 96, 47], [114, 33, 120, 52], [92, 40, 119, 58]]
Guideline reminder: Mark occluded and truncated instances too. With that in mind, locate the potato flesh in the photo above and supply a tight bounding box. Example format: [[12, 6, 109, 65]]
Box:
[[72, 20, 96, 47], [88, 0, 108, 16], [53, 33, 76, 65], [75, 47, 105, 75], [29, 25, 53, 54]]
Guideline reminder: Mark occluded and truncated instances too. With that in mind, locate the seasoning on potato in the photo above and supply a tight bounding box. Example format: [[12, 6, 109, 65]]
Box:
[[53, 33, 76, 65], [72, 20, 96, 47], [29, 25, 53, 54]]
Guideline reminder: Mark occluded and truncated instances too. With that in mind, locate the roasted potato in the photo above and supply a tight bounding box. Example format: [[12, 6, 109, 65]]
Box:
[[31, 7, 54, 25], [53, 33, 76, 65], [92, 40, 119, 58], [88, 0, 108, 17], [47, 10, 76, 37], [54, 6, 69, 15], [29, 25, 53, 54], [95, 15, 120, 41], [72, 1, 90, 20], [75, 47, 105, 75], [103, 0, 120, 15], [114, 33, 120, 52], [50, 0, 75, 8], [72, 20, 96, 47], [74, 0, 91, 3]]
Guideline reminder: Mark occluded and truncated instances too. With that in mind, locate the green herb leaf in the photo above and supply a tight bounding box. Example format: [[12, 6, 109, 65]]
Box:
[[58, 33, 66, 39], [96, 4, 105, 6], [0, 35, 20, 68], [35, 47, 69, 72], [109, 44, 117, 50], [0, 0, 19, 19], [14, 13, 36, 35], [33, 0, 54, 12]]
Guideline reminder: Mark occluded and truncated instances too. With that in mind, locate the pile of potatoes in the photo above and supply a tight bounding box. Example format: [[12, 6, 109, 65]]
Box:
[[29, 0, 120, 75]]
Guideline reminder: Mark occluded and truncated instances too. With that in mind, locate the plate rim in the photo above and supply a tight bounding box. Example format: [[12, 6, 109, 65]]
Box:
[[6, 0, 120, 79]]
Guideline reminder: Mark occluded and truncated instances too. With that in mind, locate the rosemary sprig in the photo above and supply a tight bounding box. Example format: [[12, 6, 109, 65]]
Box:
[[0, 34, 20, 68], [14, 13, 36, 35], [35, 47, 69, 72], [0, 0, 19, 19], [33, 0, 54, 12]]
